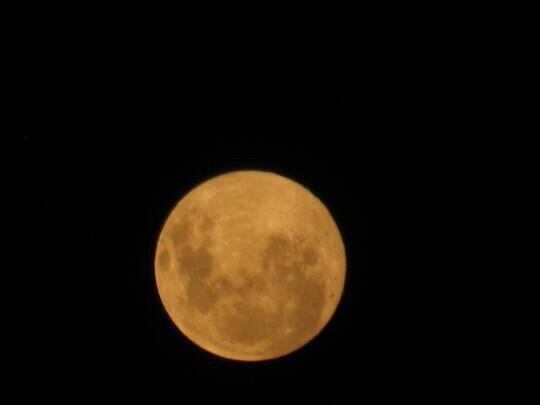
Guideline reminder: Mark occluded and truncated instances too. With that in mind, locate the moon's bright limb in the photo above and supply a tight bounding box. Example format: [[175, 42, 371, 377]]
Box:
[[155, 171, 346, 361]]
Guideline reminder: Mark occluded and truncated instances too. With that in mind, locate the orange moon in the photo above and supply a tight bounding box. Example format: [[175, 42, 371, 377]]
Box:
[[155, 171, 346, 361]]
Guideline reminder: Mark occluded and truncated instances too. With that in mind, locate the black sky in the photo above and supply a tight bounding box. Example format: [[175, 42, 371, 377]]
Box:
[[27, 20, 467, 403]]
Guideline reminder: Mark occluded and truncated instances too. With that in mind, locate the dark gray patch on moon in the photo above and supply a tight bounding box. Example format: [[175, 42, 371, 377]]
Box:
[[284, 276, 325, 339], [167, 213, 221, 315], [236, 268, 267, 294], [216, 297, 284, 347], [302, 245, 319, 266], [158, 249, 171, 272], [178, 245, 213, 279], [170, 219, 193, 247], [215, 277, 234, 294], [216, 232, 326, 354], [186, 277, 216, 315], [176, 243, 216, 314], [199, 215, 215, 233], [262, 234, 295, 276]]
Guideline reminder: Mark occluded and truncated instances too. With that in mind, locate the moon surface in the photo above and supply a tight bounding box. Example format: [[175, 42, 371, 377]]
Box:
[[155, 171, 346, 361]]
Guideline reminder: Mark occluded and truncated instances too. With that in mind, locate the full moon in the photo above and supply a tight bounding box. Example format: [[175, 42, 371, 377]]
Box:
[[155, 171, 346, 361]]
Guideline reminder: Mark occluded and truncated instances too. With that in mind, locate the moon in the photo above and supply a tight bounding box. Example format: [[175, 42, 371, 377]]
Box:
[[155, 171, 346, 361]]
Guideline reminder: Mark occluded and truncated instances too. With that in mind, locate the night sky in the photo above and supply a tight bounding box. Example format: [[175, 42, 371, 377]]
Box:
[[29, 22, 465, 403]]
